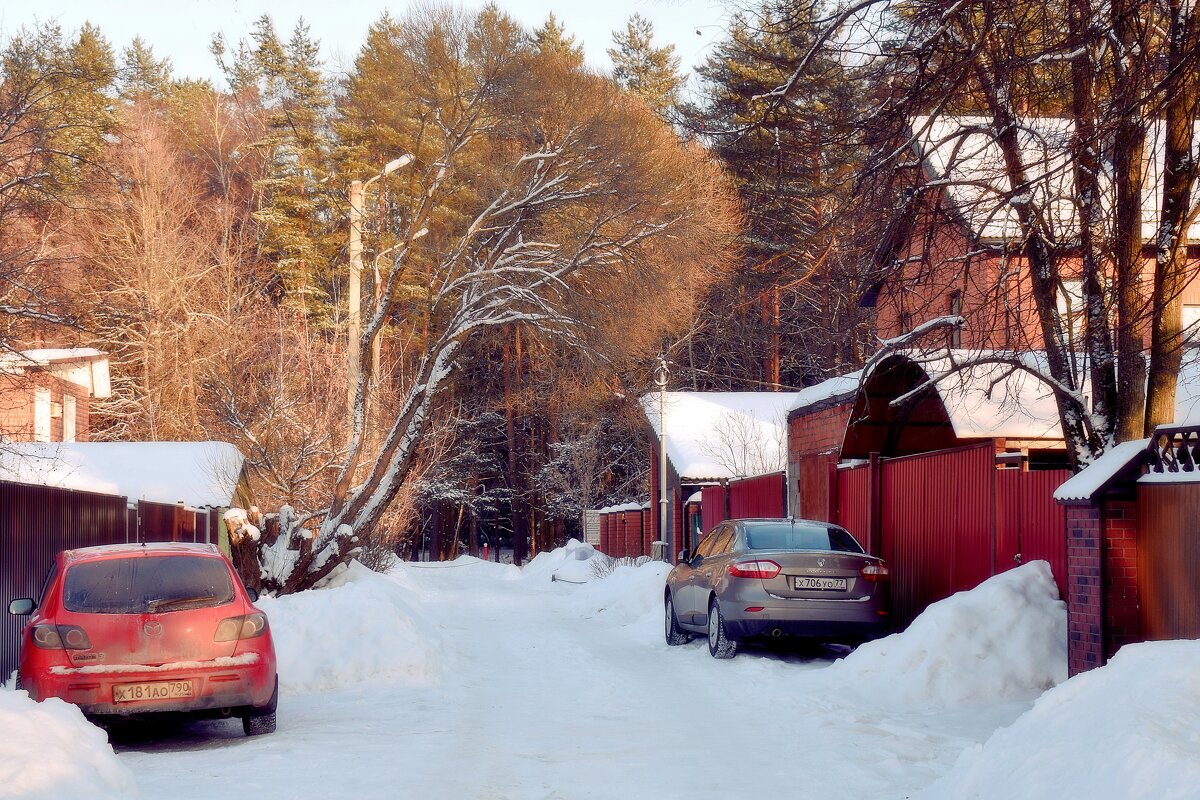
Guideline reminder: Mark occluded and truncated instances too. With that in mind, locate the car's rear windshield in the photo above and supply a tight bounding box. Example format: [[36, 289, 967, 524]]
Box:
[[745, 523, 865, 554], [63, 555, 235, 614]]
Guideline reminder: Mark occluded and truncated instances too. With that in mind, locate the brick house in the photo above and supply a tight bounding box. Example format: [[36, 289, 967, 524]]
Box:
[[876, 116, 1200, 351], [0, 348, 111, 442]]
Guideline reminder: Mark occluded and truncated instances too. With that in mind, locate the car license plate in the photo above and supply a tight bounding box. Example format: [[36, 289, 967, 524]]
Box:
[[794, 576, 847, 591], [113, 679, 194, 703]]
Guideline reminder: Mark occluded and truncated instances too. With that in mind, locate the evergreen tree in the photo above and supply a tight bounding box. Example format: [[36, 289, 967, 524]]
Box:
[[607, 14, 683, 115], [680, 2, 871, 387], [214, 16, 338, 322], [119, 37, 172, 101], [532, 13, 584, 69]]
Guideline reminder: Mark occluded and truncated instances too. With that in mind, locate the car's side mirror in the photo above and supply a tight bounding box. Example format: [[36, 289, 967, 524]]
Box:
[[8, 598, 34, 616], [677, 549, 690, 564], [246, 587, 259, 603]]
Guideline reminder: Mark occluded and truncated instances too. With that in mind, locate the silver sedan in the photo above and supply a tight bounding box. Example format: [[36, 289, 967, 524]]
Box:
[[664, 518, 891, 658]]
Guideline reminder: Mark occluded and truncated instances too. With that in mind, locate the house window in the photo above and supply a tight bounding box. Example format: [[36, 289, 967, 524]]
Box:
[[33, 388, 51, 442], [1184, 305, 1200, 341], [948, 291, 963, 349], [1057, 279, 1085, 348], [63, 394, 77, 442]]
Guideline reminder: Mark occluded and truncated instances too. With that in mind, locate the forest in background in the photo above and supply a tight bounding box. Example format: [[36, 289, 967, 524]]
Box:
[[4, 0, 1200, 587]]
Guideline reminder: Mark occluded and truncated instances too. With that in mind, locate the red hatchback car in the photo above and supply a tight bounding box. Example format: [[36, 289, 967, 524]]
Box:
[[8, 542, 278, 735]]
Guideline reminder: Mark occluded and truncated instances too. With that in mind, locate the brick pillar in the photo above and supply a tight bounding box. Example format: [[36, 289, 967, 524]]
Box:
[[1103, 500, 1140, 659], [1066, 505, 1103, 676]]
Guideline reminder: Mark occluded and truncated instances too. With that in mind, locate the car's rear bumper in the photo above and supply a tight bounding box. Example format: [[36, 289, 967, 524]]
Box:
[[723, 599, 890, 644], [25, 654, 276, 716], [726, 616, 889, 643]]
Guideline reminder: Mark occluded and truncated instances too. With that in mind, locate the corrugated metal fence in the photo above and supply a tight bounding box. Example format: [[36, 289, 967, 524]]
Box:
[[1, 480, 227, 679], [836, 444, 1068, 630], [727, 472, 786, 519]]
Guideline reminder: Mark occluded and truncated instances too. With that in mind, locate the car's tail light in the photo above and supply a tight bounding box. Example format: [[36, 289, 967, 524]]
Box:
[[31, 624, 91, 650], [860, 563, 890, 582], [214, 613, 268, 642], [728, 560, 781, 579]]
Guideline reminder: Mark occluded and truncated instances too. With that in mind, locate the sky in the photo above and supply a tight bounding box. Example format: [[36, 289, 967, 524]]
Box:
[[0, 0, 734, 88]]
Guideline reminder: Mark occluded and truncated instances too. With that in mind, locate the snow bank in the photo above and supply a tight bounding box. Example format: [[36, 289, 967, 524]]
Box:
[[829, 561, 1067, 708], [522, 539, 597, 582], [920, 639, 1200, 800], [564, 560, 672, 629], [0, 690, 138, 799], [257, 561, 442, 694]]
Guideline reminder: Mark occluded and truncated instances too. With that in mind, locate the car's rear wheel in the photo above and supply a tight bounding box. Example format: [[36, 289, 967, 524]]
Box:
[[707, 600, 738, 659], [242, 676, 278, 736], [665, 595, 689, 646]]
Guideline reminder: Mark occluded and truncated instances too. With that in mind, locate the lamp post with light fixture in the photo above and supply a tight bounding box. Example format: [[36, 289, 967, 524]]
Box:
[[347, 155, 413, 420]]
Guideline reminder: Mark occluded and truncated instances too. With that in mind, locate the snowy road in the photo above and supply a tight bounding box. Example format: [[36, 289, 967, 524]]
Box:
[[110, 556, 1040, 800]]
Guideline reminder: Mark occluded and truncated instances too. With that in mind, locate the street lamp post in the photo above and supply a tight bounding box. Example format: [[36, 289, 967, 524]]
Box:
[[347, 155, 413, 421], [655, 355, 669, 562]]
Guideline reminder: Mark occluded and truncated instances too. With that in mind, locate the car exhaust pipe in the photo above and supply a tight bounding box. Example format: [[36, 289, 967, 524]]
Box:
[[771, 628, 782, 638]]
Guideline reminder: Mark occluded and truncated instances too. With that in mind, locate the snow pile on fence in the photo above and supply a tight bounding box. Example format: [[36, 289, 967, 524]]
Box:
[[829, 561, 1067, 707], [918, 639, 1200, 799], [258, 561, 442, 693], [0, 690, 138, 799]]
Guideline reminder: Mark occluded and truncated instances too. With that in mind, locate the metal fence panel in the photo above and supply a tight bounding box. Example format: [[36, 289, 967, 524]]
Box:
[[1, 481, 128, 679]]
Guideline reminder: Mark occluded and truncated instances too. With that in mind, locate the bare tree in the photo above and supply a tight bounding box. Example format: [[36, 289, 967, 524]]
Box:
[[251, 7, 737, 592]]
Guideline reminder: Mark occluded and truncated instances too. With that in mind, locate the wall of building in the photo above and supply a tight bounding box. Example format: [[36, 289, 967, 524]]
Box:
[[0, 372, 91, 442], [787, 401, 854, 521], [875, 202, 1200, 352]]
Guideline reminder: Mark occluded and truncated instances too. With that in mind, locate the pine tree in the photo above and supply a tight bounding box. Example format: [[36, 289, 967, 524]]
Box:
[[532, 13, 584, 69], [215, 16, 338, 322], [119, 37, 172, 102], [607, 14, 683, 114], [681, 3, 870, 387]]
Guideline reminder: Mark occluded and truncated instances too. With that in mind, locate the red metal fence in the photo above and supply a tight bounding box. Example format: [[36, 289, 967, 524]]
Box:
[[836, 444, 1068, 629], [728, 472, 786, 519], [1, 480, 230, 679], [700, 485, 726, 536]]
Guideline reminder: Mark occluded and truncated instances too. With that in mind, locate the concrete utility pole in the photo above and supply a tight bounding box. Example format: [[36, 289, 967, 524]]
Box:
[[655, 354, 670, 562], [347, 155, 413, 422]]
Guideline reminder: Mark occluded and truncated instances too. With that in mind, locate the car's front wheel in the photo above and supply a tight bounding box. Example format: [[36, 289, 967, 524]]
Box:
[[707, 600, 738, 659], [665, 595, 689, 646]]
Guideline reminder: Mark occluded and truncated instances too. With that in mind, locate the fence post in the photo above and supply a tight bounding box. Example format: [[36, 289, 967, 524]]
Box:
[[867, 452, 882, 556]]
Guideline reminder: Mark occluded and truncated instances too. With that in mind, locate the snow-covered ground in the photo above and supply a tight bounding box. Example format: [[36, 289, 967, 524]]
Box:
[[3, 543, 1198, 799]]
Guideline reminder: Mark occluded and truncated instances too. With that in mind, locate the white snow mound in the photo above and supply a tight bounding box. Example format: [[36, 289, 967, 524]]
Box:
[[919, 639, 1200, 800], [257, 561, 442, 693], [564, 559, 672, 630], [0, 690, 139, 799], [522, 539, 596, 581], [829, 561, 1067, 707]]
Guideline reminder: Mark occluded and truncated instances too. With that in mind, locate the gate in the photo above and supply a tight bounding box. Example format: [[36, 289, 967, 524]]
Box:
[[836, 444, 1068, 629], [1136, 483, 1200, 641]]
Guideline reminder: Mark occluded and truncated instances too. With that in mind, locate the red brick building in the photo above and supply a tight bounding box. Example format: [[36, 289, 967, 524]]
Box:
[[0, 349, 110, 442]]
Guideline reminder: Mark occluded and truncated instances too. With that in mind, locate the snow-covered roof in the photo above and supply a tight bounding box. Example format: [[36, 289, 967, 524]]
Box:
[[1053, 439, 1149, 503], [641, 391, 800, 481], [867, 349, 1200, 443], [0, 348, 111, 398], [787, 371, 862, 415], [0, 441, 245, 507], [912, 116, 1200, 244]]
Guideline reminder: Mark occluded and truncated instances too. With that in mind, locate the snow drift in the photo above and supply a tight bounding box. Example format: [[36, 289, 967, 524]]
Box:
[[918, 638, 1200, 800], [257, 561, 442, 693], [0, 690, 138, 800], [825, 561, 1067, 708]]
